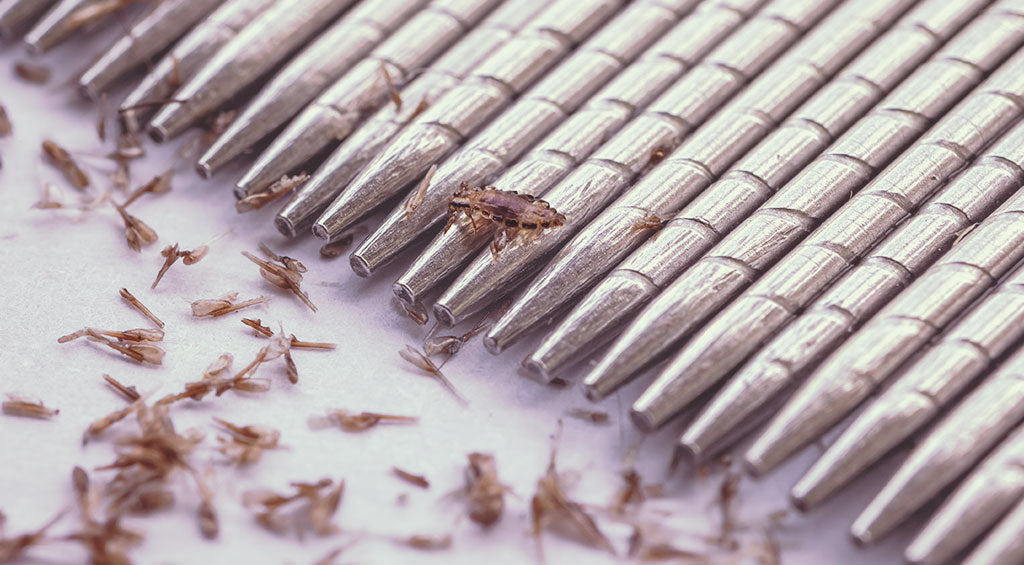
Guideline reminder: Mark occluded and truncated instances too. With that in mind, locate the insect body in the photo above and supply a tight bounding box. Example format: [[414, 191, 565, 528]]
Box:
[[445, 184, 566, 258]]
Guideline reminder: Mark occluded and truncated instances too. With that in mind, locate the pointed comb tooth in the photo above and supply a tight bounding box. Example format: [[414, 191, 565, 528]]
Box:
[[389, 0, 769, 306], [851, 345, 1024, 545], [904, 424, 1024, 565], [77, 0, 222, 100], [273, 0, 551, 237], [0, 0, 57, 39], [118, 0, 277, 135], [962, 495, 1024, 565], [25, 0, 110, 54], [147, 0, 358, 143], [195, 0, 427, 178], [528, 0, 999, 382], [317, 0, 635, 248], [234, 0, 503, 198]]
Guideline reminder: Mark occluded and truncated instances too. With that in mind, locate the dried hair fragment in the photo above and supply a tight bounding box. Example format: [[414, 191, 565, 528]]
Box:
[[103, 374, 140, 402], [13, 61, 51, 84], [242, 478, 343, 537], [214, 418, 281, 466], [242, 249, 316, 311], [191, 293, 268, 318], [0, 510, 64, 562], [119, 288, 164, 328], [319, 227, 367, 258], [42, 140, 89, 189], [392, 467, 430, 489], [236, 174, 309, 213], [111, 201, 157, 251], [2, 394, 59, 419], [309, 410, 417, 433], [0, 104, 10, 137], [464, 453, 507, 528], [380, 62, 401, 111], [396, 534, 452, 551], [152, 242, 207, 289], [59, 327, 165, 365], [402, 164, 436, 217], [123, 170, 172, 208], [399, 345, 466, 405], [566, 408, 610, 425]]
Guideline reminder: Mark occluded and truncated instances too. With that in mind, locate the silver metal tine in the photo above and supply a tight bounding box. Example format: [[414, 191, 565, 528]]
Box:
[[522, 0, 989, 382], [578, 1, 1023, 405], [0, 0, 57, 40], [196, 0, 428, 178], [963, 494, 1024, 565], [746, 118, 1024, 478], [273, 0, 556, 237], [234, 0, 503, 198], [484, 0, 917, 356], [392, 0, 763, 308], [77, 0, 224, 101], [147, 0, 358, 143], [688, 117, 1024, 469], [318, 0, 632, 249], [118, 0, 277, 135], [430, 0, 841, 328], [24, 0, 109, 54], [633, 46, 1024, 435], [850, 344, 1024, 545], [904, 424, 1024, 564], [786, 213, 1024, 513]]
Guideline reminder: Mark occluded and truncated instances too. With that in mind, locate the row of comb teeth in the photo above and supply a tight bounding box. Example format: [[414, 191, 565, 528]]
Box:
[[5, 0, 1024, 562]]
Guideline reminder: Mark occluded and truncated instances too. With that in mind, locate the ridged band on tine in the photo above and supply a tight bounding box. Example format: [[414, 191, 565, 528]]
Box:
[[274, 0, 550, 238], [904, 424, 1024, 564], [0, 0, 57, 39], [430, 0, 843, 328], [392, 0, 765, 309], [147, 0, 359, 142], [850, 344, 1024, 546], [25, 0, 106, 53], [579, 1, 1024, 407], [788, 256, 1024, 522], [196, 0, 429, 179], [634, 45, 1024, 436], [235, 0, 503, 197], [737, 57, 1024, 478], [320, 0, 634, 250], [964, 495, 1024, 565], [483, 0, 921, 356], [689, 117, 1024, 470], [118, 0, 278, 135], [77, 0, 224, 100], [526, 0, 988, 383]]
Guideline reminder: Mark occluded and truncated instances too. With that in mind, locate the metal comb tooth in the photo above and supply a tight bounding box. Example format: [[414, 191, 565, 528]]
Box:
[[234, 0, 504, 197], [25, 0, 107, 54], [787, 250, 1024, 517], [483, 0, 915, 356], [743, 113, 1024, 477], [319, 0, 630, 251], [431, 0, 841, 328], [963, 494, 1024, 565], [905, 423, 1024, 564], [0, 0, 57, 40], [850, 342, 1024, 545], [195, 0, 428, 178], [273, 0, 550, 238], [633, 47, 1024, 436], [118, 0, 277, 135], [77, 0, 224, 100], [148, 0, 358, 142], [392, 0, 762, 309], [580, 3, 1023, 404]]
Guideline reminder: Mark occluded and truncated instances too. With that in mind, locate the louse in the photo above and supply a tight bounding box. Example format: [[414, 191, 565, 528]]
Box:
[[444, 184, 566, 258]]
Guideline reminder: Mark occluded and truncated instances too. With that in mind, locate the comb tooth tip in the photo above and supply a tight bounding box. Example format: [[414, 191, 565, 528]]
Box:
[[742, 452, 770, 479], [433, 303, 457, 328], [350, 253, 372, 279], [392, 282, 416, 308], [482, 335, 502, 355], [195, 161, 213, 180], [629, 406, 657, 433], [521, 356, 553, 384], [273, 215, 296, 238], [76, 82, 99, 102], [311, 222, 331, 241], [148, 123, 169, 144]]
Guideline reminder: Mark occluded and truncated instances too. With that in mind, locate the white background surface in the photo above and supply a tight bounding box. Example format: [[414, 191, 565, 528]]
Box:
[[0, 23, 917, 565]]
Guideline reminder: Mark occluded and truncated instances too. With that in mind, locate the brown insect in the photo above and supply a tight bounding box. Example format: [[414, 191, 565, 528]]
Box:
[[630, 213, 665, 235], [445, 184, 566, 258]]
